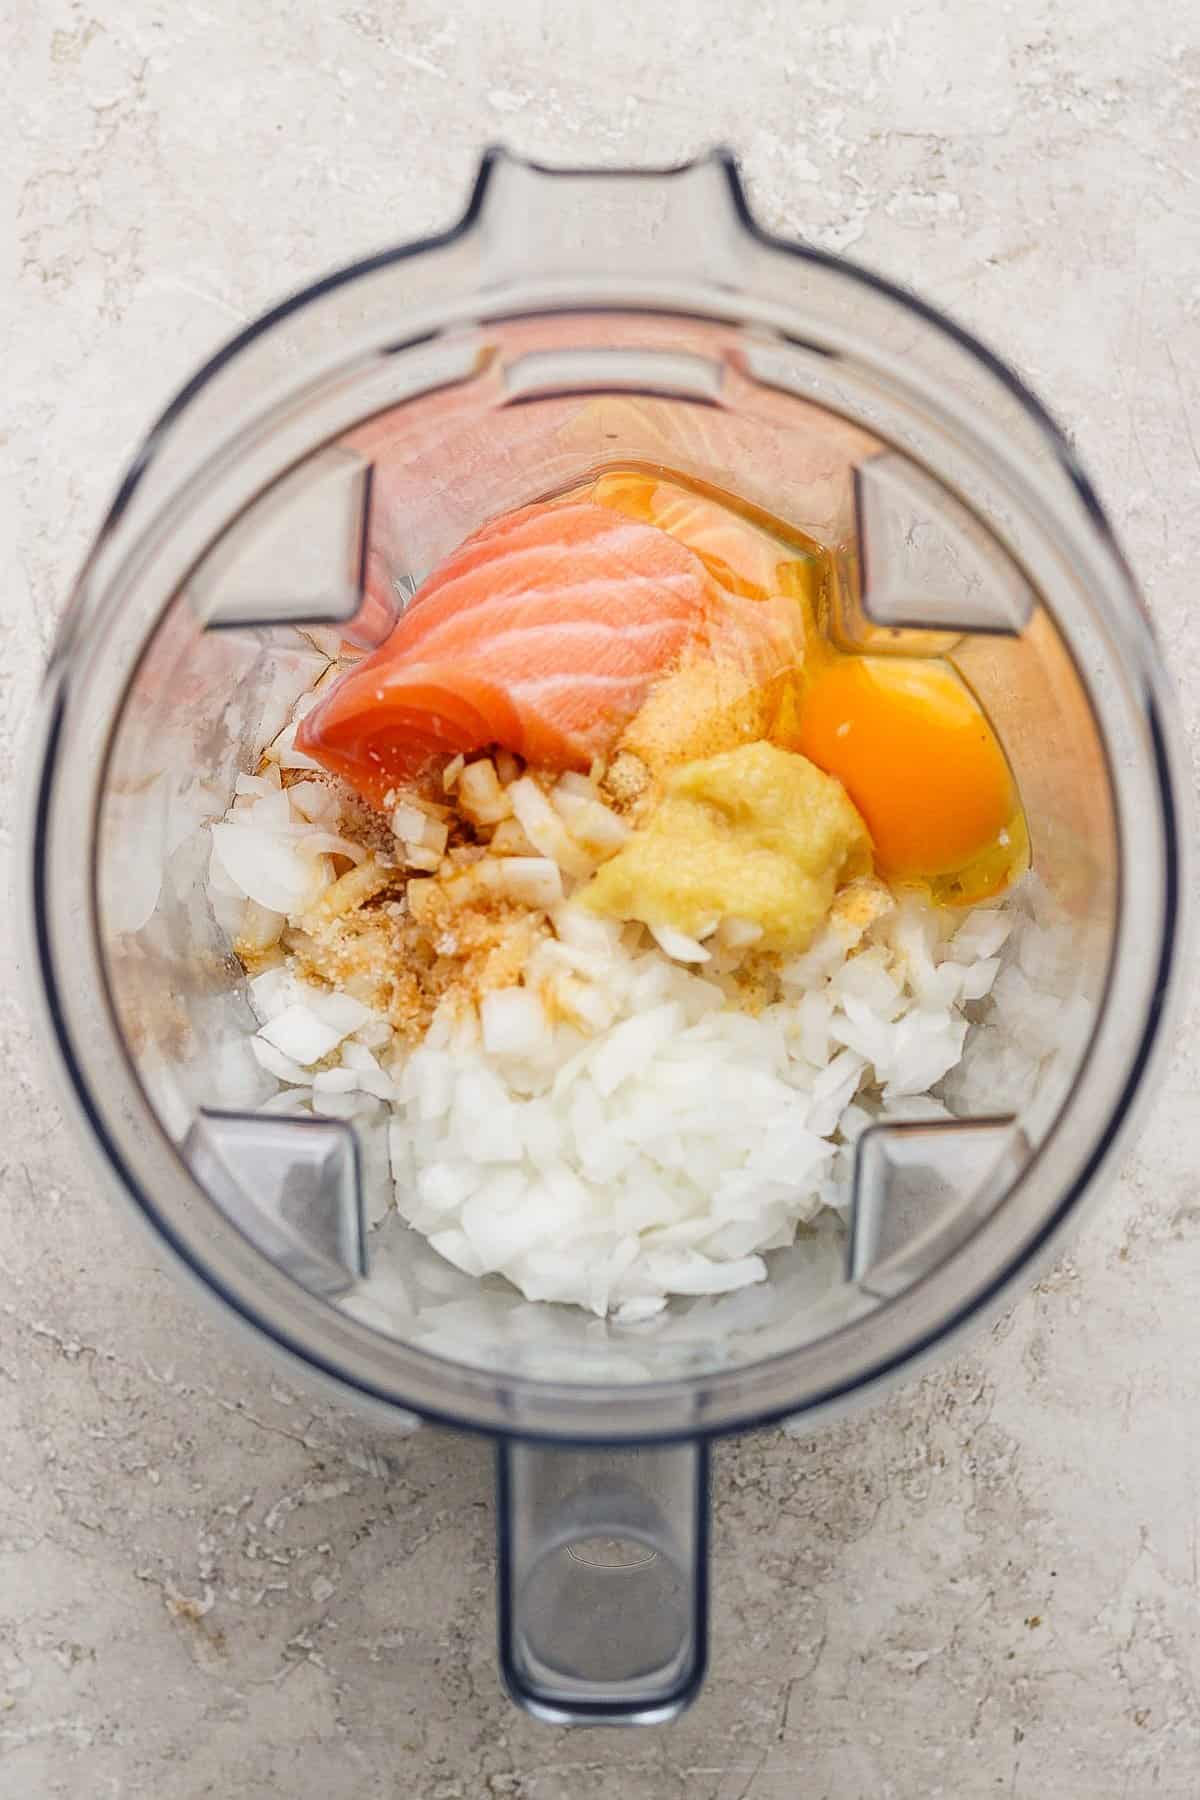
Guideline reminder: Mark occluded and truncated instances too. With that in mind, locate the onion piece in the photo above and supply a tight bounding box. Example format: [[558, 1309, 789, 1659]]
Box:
[[251, 1035, 314, 1085], [257, 1087, 315, 1115], [442, 753, 466, 793], [403, 843, 443, 873], [312, 1066, 360, 1095], [287, 780, 340, 824], [406, 877, 438, 923], [391, 801, 428, 843], [509, 778, 593, 878], [550, 784, 630, 856], [650, 922, 712, 964], [272, 722, 326, 772], [481, 987, 550, 1059], [458, 759, 512, 826], [496, 857, 564, 909], [258, 1005, 344, 1065], [211, 822, 331, 916], [717, 916, 763, 951], [234, 772, 276, 801], [488, 818, 539, 857], [238, 899, 286, 953], [302, 988, 372, 1035], [297, 832, 368, 864], [554, 770, 597, 799]]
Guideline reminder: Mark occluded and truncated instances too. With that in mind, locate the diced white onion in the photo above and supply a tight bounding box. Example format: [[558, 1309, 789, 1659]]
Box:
[[251, 1035, 314, 1085], [259, 1005, 343, 1066], [496, 857, 564, 909], [509, 777, 593, 878], [391, 802, 428, 842], [458, 759, 512, 826], [481, 987, 550, 1059], [649, 922, 711, 964], [211, 822, 331, 916]]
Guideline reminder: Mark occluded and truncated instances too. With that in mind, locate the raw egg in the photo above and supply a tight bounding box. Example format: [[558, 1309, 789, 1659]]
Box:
[[787, 654, 1027, 901]]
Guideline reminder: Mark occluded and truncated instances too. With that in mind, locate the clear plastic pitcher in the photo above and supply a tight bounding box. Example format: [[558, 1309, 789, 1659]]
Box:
[[26, 151, 1188, 1723]]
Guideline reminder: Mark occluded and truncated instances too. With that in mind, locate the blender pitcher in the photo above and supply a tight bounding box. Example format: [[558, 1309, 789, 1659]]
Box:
[[26, 151, 1187, 1724]]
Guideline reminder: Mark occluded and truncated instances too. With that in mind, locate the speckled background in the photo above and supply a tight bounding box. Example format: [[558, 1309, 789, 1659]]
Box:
[[3, 2, 1199, 1795]]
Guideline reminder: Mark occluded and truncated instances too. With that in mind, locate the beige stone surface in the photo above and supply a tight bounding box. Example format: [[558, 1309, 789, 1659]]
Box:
[[3, 1, 1199, 1794]]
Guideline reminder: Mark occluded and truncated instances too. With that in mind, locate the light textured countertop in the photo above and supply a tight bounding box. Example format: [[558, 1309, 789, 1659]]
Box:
[[4, 3, 1199, 1795]]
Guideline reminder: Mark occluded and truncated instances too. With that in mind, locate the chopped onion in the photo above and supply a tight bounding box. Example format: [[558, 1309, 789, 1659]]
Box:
[[302, 988, 372, 1035], [210, 669, 1039, 1323], [717, 917, 764, 951], [312, 1088, 379, 1120], [258, 1005, 344, 1065], [554, 770, 597, 799], [297, 832, 368, 864], [391, 801, 428, 843], [458, 759, 512, 826], [403, 843, 443, 873], [211, 822, 331, 916], [496, 857, 564, 909], [550, 784, 630, 856], [649, 922, 711, 964], [251, 1035, 314, 1085], [549, 972, 619, 1035], [488, 818, 539, 856], [552, 903, 623, 956], [960, 956, 1001, 1001], [235, 772, 276, 800], [353, 1014, 394, 1050], [272, 722, 326, 772], [364, 1056, 400, 1094], [313, 1066, 361, 1095], [406, 878, 437, 923], [257, 1087, 315, 1115], [288, 780, 340, 824], [641, 1250, 767, 1295], [481, 987, 550, 1059], [239, 899, 286, 952], [509, 778, 593, 878], [442, 753, 465, 793], [248, 964, 297, 1023], [615, 1296, 668, 1325]]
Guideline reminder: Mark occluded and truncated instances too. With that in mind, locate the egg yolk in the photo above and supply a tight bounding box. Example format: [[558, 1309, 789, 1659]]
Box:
[[557, 468, 1028, 904], [786, 655, 1023, 891]]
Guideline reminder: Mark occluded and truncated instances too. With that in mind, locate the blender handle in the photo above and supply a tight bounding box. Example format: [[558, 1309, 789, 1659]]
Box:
[[473, 146, 746, 289], [495, 1438, 710, 1725]]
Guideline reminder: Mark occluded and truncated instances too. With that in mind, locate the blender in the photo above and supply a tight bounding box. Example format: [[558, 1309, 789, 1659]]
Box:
[[25, 151, 1187, 1723]]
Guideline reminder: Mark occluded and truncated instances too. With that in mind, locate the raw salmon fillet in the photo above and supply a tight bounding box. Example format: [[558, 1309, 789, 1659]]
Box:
[[297, 499, 786, 806]]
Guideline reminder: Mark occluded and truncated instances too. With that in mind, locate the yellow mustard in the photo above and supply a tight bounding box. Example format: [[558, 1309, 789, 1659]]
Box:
[[583, 740, 872, 953]]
